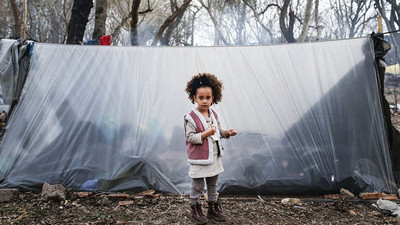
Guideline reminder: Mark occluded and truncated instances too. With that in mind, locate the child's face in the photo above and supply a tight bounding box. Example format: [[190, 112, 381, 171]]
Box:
[[194, 87, 213, 112]]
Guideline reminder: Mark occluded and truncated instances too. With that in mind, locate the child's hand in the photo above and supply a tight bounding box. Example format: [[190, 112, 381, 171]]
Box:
[[207, 125, 216, 136], [201, 125, 215, 139], [227, 129, 237, 137]]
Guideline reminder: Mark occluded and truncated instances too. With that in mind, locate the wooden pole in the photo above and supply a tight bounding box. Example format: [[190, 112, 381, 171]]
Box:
[[21, 0, 27, 39], [378, 14, 383, 33]]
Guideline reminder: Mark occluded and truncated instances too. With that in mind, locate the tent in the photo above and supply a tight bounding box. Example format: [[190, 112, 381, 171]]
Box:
[[0, 36, 397, 195]]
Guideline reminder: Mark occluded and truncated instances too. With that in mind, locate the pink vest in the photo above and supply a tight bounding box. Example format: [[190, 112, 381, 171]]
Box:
[[184, 109, 223, 165]]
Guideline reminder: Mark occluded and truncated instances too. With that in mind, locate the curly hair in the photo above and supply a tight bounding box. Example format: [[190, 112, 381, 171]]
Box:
[[185, 73, 223, 104]]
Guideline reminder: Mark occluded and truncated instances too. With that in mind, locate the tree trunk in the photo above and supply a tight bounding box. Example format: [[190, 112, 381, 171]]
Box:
[[151, 0, 192, 46], [93, 0, 108, 39], [242, 1, 278, 43], [388, 0, 400, 29], [66, 0, 93, 44], [112, 1, 152, 45], [161, 0, 188, 45], [10, 0, 21, 38], [130, 0, 141, 46], [190, 7, 201, 45], [315, 0, 322, 41], [298, 0, 312, 42], [279, 0, 296, 43], [199, 0, 229, 46], [236, 2, 246, 45]]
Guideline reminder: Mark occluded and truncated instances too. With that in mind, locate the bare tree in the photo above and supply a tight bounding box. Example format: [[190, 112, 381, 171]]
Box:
[[22, 0, 73, 43], [67, 0, 93, 44], [375, 0, 400, 32], [234, 1, 247, 45], [2, 0, 380, 45], [242, 0, 278, 44], [199, 0, 230, 45], [0, 1, 11, 38], [10, 0, 21, 38], [130, 0, 141, 45], [161, 0, 191, 46], [151, 0, 193, 46], [279, 0, 296, 43], [109, 0, 133, 44], [347, 0, 376, 38], [189, 6, 202, 45], [93, 0, 108, 39], [40, 0, 73, 43], [297, 0, 312, 42], [328, 0, 376, 39], [315, 0, 322, 41], [108, 0, 152, 45]]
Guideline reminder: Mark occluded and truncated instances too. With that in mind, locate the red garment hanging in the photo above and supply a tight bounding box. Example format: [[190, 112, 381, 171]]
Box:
[[99, 35, 111, 45]]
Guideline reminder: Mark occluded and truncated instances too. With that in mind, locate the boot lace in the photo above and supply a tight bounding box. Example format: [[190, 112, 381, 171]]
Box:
[[214, 202, 223, 213], [196, 203, 204, 216]]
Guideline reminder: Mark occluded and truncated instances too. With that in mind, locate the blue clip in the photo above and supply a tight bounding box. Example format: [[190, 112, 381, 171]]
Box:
[[28, 42, 34, 55]]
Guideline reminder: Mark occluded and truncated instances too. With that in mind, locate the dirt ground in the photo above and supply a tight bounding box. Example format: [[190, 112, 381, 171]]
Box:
[[0, 190, 399, 225], [1, 94, 400, 225], [387, 94, 400, 131]]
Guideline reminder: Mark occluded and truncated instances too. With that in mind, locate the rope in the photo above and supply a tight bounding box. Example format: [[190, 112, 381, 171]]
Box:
[[381, 29, 400, 35]]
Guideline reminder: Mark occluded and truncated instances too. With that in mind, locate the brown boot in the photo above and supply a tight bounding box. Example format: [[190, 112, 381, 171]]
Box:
[[207, 201, 226, 221], [191, 202, 208, 224]]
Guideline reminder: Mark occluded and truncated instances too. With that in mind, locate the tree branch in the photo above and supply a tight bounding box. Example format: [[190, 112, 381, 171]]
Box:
[[151, 0, 192, 46], [199, 0, 229, 45], [242, 0, 273, 37]]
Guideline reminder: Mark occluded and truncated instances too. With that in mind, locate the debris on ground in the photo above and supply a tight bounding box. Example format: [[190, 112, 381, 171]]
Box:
[[373, 198, 400, 217], [281, 198, 302, 206], [359, 192, 398, 200], [1, 188, 399, 224]]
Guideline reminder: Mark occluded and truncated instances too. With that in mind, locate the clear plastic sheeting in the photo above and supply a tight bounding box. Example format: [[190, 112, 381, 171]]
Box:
[[0, 39, 19, 106], [0, 37, 396, 194], [0, 39, 32, 113]]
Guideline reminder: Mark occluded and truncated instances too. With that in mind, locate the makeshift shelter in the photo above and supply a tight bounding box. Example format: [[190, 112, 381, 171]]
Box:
[[0, 36, 397, 195]]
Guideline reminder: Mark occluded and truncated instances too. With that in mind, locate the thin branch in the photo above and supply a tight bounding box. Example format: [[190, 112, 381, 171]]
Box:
[[242, 0, 273, 36], [151, 0, 192, 46]]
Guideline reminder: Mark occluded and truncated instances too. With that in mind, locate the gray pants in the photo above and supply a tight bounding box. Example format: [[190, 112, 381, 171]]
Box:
[[190, 175, 218, 205]]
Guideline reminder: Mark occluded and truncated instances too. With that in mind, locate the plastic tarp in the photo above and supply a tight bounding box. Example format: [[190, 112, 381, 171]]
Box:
[[0, 39, 32, 113], [0, 39, 19, 106], [0, 36, 396, 194]]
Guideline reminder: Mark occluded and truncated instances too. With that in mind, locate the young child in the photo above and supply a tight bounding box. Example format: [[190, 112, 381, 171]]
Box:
[[184, 73, 237, 224]]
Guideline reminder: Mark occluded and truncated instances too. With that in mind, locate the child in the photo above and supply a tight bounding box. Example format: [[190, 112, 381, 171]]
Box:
[[184, 73, 237, 224]]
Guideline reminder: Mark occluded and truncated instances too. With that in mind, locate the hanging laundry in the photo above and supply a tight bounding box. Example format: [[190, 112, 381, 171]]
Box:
[[99, 35, 111, 45]]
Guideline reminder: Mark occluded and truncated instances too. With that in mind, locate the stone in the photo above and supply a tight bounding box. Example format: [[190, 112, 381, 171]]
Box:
[[41, 182, 66, 201], [0, 188, 19, 202], [340, 188, 355, 198], [281, 198, 302, 206]]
